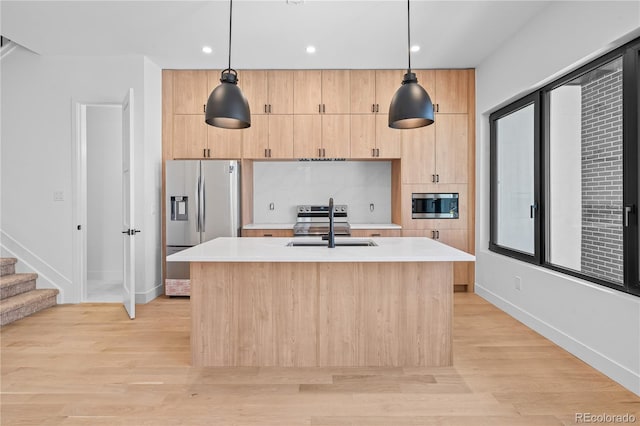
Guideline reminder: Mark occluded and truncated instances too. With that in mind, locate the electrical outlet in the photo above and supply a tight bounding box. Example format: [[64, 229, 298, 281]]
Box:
[[53, 191, 64, 202], [514, 276, 522, 291]]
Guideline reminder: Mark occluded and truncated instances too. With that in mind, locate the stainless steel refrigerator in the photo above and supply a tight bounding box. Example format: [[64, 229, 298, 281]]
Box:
[[165, 160, 240, 295]]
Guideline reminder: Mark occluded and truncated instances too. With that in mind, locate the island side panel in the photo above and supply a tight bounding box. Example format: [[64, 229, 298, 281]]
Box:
[[191, 262, 318, 367], [318, 262, 453, 367], [192, 261, 452, 367]]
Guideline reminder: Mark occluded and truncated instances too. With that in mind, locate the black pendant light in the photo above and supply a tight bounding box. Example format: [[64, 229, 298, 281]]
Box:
[[388, 0, 434, 129], [205, 0, 251, 129]]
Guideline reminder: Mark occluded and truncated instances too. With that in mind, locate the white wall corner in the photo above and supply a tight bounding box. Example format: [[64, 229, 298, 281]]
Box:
[[135, 282, 164, 304]]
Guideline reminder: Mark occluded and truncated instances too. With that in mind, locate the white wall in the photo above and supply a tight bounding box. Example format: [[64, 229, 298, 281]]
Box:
[[253, 161, 392, 224], [86, 105, 122, 283], [476, 1, 640, 395], [0, 45, 163, 303]]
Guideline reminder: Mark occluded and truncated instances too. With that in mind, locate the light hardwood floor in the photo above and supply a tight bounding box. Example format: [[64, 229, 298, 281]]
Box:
[[1, 293, 638, 425]]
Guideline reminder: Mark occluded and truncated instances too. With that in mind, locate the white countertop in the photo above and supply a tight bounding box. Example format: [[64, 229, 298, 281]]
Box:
[[167, 237, 475, 263], [242, 223, 402, 230]]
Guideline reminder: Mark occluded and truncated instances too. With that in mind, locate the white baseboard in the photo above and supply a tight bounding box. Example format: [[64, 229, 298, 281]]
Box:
[[0, 230, 70, 303], [135, 283, 164, 304], [475, 283, 640, 397]]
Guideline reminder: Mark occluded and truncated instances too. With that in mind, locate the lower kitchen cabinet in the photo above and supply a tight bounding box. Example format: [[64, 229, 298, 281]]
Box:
[[402, 229, 470, 287], [242, 229, 294, 237], [350, 229, 401, 237]]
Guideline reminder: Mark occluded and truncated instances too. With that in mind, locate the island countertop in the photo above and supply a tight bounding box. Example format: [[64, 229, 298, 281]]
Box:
[[166, 237, 475, 263]]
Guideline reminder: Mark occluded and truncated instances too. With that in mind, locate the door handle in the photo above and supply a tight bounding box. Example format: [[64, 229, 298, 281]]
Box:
[[200, 176, 206, 231], [530, 203, 538, 219], [195, 175, 201, 232], [624, 205, 635, 227]]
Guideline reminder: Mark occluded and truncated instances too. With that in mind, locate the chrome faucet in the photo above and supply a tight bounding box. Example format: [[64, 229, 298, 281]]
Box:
[[328, 197, 335, 248]]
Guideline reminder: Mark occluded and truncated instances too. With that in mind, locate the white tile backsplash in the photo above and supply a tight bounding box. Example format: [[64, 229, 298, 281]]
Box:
[[253, 161, 392, 224]]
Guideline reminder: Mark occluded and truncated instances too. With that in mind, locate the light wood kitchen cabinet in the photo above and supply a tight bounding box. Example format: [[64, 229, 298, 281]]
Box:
[[294, 115, 350, 158], [207, 125, 242, 158], [173, 115, 243, 159], [242, 114, 294, 159], [242, 229, 294, 237], [402, 114, 468, 184], [350, 229, 401, 237], [239, 70, 294, 115], [350, 114, 401, 159], [173, 114, 207, 159], [294, 70, 350, 114], [350, 70, 403, 114], [434, 70, 469, 114], [173, 70, 208, 114], [401, 229, 469, 286]]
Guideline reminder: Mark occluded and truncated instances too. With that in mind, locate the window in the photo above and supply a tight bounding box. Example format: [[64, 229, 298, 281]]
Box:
[[490, 95, 539, 262], [489, 37, 640, 297]]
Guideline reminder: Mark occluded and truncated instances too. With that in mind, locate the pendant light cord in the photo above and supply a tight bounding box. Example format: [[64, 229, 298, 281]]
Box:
[[407, 0, 411, 73], [227, 0, 233, 71]]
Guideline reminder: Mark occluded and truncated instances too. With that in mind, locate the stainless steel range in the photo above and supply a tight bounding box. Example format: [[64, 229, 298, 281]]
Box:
[[293, 204, 351, 236]]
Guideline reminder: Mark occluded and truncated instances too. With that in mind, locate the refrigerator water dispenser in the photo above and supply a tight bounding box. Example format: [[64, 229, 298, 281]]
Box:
[[170, 196, 188, 221]]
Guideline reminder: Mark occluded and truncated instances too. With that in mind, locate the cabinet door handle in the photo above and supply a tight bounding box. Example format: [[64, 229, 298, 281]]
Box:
[[207, 148, 211, 157], [436, 174, 440, 183], [432, 174, 436, 183], [203, 148, 206, 157], [264, 148, 268, 158], [323, 148, 326, 157], [264, 233, 273, 237], [264, 104, 267, 113], [318, 148, 322, 157], [376, 104, 380, 113], [269, 148, 272, 158], [322, 104, 326, 113], [431, 230, 436, 239], [371, 233, 381, 237], [436, 230, 440, 239], [371, 104, 375, 113], [203, 104, 206, 113], [372, 148, 375, 158], [319, 104, 322, 113], [376, 148, 380, 157], [269, 104, 272, 113]]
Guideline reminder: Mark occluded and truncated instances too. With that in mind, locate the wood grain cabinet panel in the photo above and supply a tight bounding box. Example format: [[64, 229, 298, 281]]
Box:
[[207, 125, 242, 158], [293, 70, 322, 114], [242, 115, 269, 158], [242, 229, 293, 237], [350, 229, 401, 237], [350, 70, 376, 114], [401, 124, 436, 183], [350, 115, 376, 158], [267, 71, 294, 114], [434, 70, 469, 114], [293, 115, 322, 158], [241, 115, 294, 159], [375, 70, 404, 115], [321, 70, 350, 114], [435, 114, 468, 184], [268, 115, 294, 158], [173, 70, 208, 114], [322, 115, 350, 158], [238, 70, 268, 115], [375, 114, 402, 158], [173, 114, 207, 159]]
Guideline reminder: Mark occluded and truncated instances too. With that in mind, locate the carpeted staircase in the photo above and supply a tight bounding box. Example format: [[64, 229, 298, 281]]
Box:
[[0, 258, 59, 326]]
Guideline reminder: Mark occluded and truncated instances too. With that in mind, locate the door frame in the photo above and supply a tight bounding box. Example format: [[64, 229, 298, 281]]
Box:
[[71, 100, 123, 303]]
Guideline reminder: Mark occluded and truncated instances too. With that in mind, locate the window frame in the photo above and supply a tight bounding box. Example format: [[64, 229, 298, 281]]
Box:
[[489, 36, 640, 297], [489, 92, 542, 265]]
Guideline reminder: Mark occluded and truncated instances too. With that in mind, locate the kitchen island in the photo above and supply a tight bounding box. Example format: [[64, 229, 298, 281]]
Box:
[[167, 237, 474, 368]]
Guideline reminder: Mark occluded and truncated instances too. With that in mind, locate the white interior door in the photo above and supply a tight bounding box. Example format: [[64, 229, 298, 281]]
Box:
[[122, 89, 136, 319]]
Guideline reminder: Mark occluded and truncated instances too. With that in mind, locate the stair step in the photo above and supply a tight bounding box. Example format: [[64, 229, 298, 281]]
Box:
[[0, 289, 59, 326], [0, 273, 38, 300], [0, 258, 17, 277]]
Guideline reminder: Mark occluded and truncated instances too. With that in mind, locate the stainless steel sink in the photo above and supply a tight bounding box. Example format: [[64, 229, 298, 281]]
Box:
[[286, 239, 377, 247]]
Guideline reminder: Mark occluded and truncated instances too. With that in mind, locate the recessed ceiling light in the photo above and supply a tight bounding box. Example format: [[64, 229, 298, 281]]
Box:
[[410, 45, 420, 53], [306, 45, 316, 54], [202, 46, 213, 54]]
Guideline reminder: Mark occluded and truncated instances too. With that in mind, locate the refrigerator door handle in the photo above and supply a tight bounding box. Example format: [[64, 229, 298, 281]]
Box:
[[195, 175, 201, 232], [229, 162, 239, 237], [200, 174, 206, 232]]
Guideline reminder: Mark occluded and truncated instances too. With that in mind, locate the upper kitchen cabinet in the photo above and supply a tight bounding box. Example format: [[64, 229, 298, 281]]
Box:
[[207, 126, 243, 158], [350, 70, 403, 114], [239, 70, 294, 115], [293, 70, 350, 114], [173, 114, 207, 159], [350, 114, 401, 159], [433, 70, 469, 114], [242, 114, 294, 159], [402, 114, 468, 184], [293, 114, 350, 158], [173, 70, 209, 114]]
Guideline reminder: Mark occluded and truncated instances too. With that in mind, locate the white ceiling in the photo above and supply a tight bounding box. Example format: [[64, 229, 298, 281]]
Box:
[[1, 0, 551, 69]]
